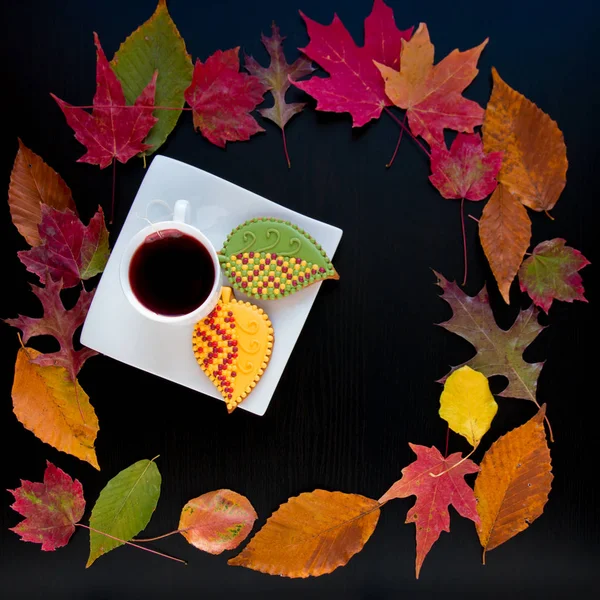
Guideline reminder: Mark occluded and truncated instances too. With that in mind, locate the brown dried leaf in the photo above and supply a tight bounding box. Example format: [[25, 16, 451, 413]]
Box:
[[474, 406, 552, 561], [479, 183, 531, 303]]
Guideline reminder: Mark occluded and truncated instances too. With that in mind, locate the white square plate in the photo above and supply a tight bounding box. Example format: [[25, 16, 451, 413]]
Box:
[[81, 156, 343, 416]]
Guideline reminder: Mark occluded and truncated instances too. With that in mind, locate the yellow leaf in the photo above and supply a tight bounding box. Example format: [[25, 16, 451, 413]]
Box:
[[12, 347, 99, 469], [439, 366, 497, 447]]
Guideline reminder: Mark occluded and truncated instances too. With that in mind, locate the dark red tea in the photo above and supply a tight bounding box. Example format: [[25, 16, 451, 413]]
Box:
[[129, 229, 215, 316]]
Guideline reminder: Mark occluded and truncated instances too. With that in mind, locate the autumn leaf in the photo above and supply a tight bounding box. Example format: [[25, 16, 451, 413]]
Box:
[[9, 461, 85, 551], [87, 458, 161, 567], [518, 238, 590, 313], [375, 23, 487, 146], [429, 133, 502, 201], [379, 444, 479, 578], [12, 347, 99, 469], [293, 0, 413, 127], [439, 366, 497, 447], [228, 490, 380, 577], [51, 33, 158, 168], [483, 68, 568, 212], [18, 206, 109, 289], [184, 48, 266, 148], [245, 23, 314, 166], [434, 271, 545, 405], [479, 183, 532, 303], [475, 406, 552, 562], [111, 0, 193, 156], [179, 490, 257, 554], [8, 140, 76, 246], [5, 275, 97, 381]]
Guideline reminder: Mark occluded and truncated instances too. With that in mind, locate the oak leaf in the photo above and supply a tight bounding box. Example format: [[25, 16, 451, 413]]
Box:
[[474, 406, 552, 561], [5, 275, 97, 381], [483, 68, 567, 212], [434, 271, 545, 404], [479, 183, 532, 303], [18, 206, 109, 289], [179, 490, 257, 554], [52, 33, 158, 168], [379, 444, 479, 578], [439, 365, 497, 447], [375, 23, 487, 146], [293, 0, 413, 127], [8, 140, 76, 246], [518, 238, 590, 313], [9, 461, 85, 551], [12, 347, 99, 469], [228, 490, 380, 577], [429, 133, 503, 201], [245, 23, 314, 166], [184, 48, 266, 148]]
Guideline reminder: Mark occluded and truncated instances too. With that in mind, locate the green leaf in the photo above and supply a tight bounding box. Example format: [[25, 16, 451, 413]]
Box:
[[218, 217, 339, 300], [87, 458, 161, 567], [110, 0, 192, 156]]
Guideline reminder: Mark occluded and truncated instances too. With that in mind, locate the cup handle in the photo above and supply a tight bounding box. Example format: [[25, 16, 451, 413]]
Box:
[[173, 199, 190, 224]]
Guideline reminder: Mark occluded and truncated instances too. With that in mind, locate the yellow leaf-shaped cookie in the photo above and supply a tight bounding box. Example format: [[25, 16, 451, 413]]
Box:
[[193, 288, 273, 412], [439, 366, 497, 447]]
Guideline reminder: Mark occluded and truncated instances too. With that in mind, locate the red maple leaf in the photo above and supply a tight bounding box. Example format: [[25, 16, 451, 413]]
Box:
[[9, 461, 85, 551], [379, 444, 479, 578], [429, 133, 503, 200], [5, 275, 97, 380], [51, 33, 158, 168], [18, 205, 110, 289], [184, 48, 266, 148], [293, 0, 413, 127]]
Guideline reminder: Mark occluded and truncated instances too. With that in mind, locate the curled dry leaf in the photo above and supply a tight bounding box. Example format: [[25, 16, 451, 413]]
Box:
[[8, 140, 76, 246], [518, 238, 590, 313], [179, 489, 257, 554], [475, 406, 552, 561], [228, 490, 380, 577], [479, 183, 532, 304], [439, 365, 497, 447], [9, 461, 85, 551], [12, 347, 100, 470], [379, 444, 479, 579], [483, 68, 568, 212]]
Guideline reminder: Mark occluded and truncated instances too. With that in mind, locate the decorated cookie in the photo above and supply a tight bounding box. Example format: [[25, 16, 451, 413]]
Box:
[[218, 217, 339, 299], [192, 287, 274, 413]]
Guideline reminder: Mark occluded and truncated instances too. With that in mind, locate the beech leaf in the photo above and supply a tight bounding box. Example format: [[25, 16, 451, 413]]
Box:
[[5, 276, 97, 381], [439, 366, 497, 447], [379, 444, 479, 579], [434, 271, 545, 404], [51, 33, 158, 168], [179, 489, 257, 554], [293, 0, 413, 127], [483, 68, 568, 212], [9, 461, 85, 551], [184, 48, 266, 148], [18, 205, 109, 289], [8, 140, 76, 246], [375, 23, 487, 147], [111, 0, 193, 156], [87, 458, 161, 567], [228, 490, 380, 577], [12, 347, 99, 469], [429, 133, 503, 201], [479, 183, 532, 303], [518, 238, 590, 313], [475, 406, 552, 561]]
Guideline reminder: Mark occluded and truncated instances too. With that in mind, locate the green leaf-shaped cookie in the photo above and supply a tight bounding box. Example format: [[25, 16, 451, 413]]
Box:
[[219, 218, 339, 299]]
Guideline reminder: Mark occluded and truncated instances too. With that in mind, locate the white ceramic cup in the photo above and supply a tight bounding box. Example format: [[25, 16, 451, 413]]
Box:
[[119, 199, 221, 324]]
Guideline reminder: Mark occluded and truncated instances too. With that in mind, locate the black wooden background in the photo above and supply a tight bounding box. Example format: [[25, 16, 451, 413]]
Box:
[[1, 1, 597, 597]]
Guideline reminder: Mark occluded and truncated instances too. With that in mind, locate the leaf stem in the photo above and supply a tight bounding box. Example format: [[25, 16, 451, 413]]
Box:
[[461, 198, 468, 286], [77, 524, 186, 565], [110, 158, 116, 225], [444, 426, 450, 458], [430, 445, 477, 478], [281, 128, 291, 168], [468, 214, 479, 223], [132, 529, 183, 543], [68, 105, 193, 111], [386, 112, 407, 168], [383, 107, 431, 158]]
